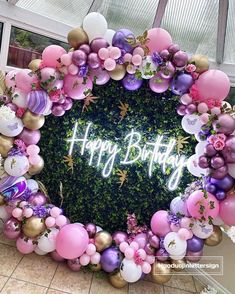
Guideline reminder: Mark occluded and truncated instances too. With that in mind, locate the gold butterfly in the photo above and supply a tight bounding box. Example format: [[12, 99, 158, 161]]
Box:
[[176, 136, 190, 154], [117, 169, 127, 188], [63, 155, 75, 174], [118, 101, 129, 121], [82, 94, 99, 112]]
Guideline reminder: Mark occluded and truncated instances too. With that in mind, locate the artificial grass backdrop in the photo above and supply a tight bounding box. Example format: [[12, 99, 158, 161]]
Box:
[[36, 80, 194, 232]]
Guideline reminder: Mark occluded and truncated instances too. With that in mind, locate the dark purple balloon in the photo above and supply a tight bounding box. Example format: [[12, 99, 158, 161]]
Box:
[[168, 44, 180, 54], [177, 104, 186, 116], [215, 190, 226, 201], [3, 217, 21, 239], [112, 231, 128, 245], [205, 183, 217, 194], [198, 155, 209, 169], [211, 156, 225, 169], [112, 29, 135, 53], [50, 250, 65, 262], [67, 258, 81, 271], [149, 235, 160, 249], [201, 125, 211, 135], [170, 73, 194, 96], [1, 177, 27, 201], [210, 165, 228, 179], [198, 131, 207, 141], [205, 144, 217, 157], [187, 236, 204, 252], [147, 230, 154, 239], [122, 74, 143, 91], [210, 175, 234, 192], [79, 44, 91, 55], [84, 223, 97, 238], [87, 52, 101, 69], [28, 192, 47, 206], [100, 247, 122, 273], [172, 50, 188, 67], [72, 50, 87, 66], [186, 103, 197, 114], [222, 136, 235, 163], [90, 38, 109, 53], [144, 243, 155, 255], [160, 49, 170, 61], [63, 98, 73, 111]]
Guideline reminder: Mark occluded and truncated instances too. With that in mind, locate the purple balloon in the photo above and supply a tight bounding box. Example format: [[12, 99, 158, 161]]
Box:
[[177, 104, 187, 116], [205, 144, 217, 157], [112, 231, 128, 245], [6, 103, 17, 112], [160, 49, 170, 61], [168, 44, 180, 54], [84, 223, 97, 238], [222, 136, 235, 163], [67, 258, 81, 271], [213, 114, 235, 135], [28, 192, 47, 206], [170, 73, 194, 96], [149, 74, 169, 93], [187, 236, 204, 252], [210, 165, 228, 179], [134, 233, 148, 249], [112, 29, 135, 53], [210, 175, 234, 192], [63, 98, 73, 111], [170, 196, 189, 216], [172, 50, 188, 67], [198, 155, 209, 169], [211, 156, 225, 169], [159, 62, 175, 79], [0, 176, 18, 192], [79, 44, 91, 55], [122, 74, 143, 91], [52, 104, 65, 117], [186, 103, 197, 114], [100, 247, 122, 273], [90, 68, 110, 85], [205, 183, 217, 194], [17, 128, 41, 146], [27, 90, 51, 115], [144, 243, 155, 255], [215, 190, 226, 201], [149, 235, 160, 249], [52, 79, 64, 90], [156, 248, 169, 261], [87, 52, 101, 69], [50, 250, 65, 262], [2, 177, 27, 201], [3, 217, 21, 239], [72, 50, 87, 66], [90, 38, 109, 53]]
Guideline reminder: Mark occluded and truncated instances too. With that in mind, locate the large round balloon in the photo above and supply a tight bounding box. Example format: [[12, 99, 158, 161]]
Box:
[[83, 12, 107, 41], [42, 45, 66, 68], [4, 155, 29, 177], [120, 258, 142, 283], [191, 219, 213, 239], [27, 90, 52, 115], [64, 75, 93, 100], [164, 232, 187, 256], [146, 28, 172, 54], [181, 114, 203, 134], [219, 193, 235, 225], [0, 116, 24, 137], [150, 210, 171, 237]]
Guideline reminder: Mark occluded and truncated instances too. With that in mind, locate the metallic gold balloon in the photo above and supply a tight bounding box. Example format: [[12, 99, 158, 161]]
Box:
[[22, 216, 46, 238], [170, 258, 187, 272], [108, 64, 126, 81], [67, 28, 89, 49], [94, 231, 112, 252], [189, 54, 209, 73], [0, 195, 6, 206], [28, 156, 44, 175], [109, 271, 128, 288], [151, 261, 172, 284], [28, 59, 42, 72], [22, 110, 45, 130], [0, 135, 14, 157], [205, 226, 222, 246], [90, 263, 102, 272]]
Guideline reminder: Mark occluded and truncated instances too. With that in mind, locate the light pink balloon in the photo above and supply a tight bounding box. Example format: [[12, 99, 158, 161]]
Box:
[[56, 224, 89, 259], [64, 75, 93, 100], [89, 68, 110, 85], [125, 247, 135, 259], [86, 243, 96, 256], [90, 252, 101, 264], [146, 28, 172, 54], [196, 69, 230, 101], [40, 67, 58, 84], [219, 193, 235, 225], [16, 237, 36, 254], [133, 233, 147, 249], [119, 241, 129, 253], [150, 210, 171, 237], [80, 253, 90, 266], [15, 69, 37, 93], [42, 45, 66, 68], [142, 261, 151, 274]]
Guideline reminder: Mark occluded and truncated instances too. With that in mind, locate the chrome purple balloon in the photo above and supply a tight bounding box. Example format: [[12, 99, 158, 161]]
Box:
[[170, 73, 194, 96], [3, 217, 21, 239], [122, 74, 143, 91], [112, 231, 128, 245], [112, 29, 135, 53], [90, 38, 109, 53], [28, 192, 47, 206], [72, 50, 87, 66], [100, 247, 122, 273], [187, 236, 204, 252], [85, 223, 97, 238], [210, 175, 234, 192]]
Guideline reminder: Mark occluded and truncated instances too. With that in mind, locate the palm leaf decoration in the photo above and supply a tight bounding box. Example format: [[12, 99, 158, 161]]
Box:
[[117, 169, 127, 188], [63, 155, 75, 174], [82, 94, 99, 112], [0, 71, 6, 95], [118, 101, 129, 121], [176, 136, 190, 154]]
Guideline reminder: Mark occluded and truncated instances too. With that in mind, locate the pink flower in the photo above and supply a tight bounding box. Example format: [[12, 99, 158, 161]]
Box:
[[213, 139, 225, 151], [217, 134, 226, 141], [208, 135, 216, 144], [16, 107, 26, 118], [186, 64, 196, 73], [14, 139, 26, 151], [191, 72, 199, 80], [134, 252, 144, 266]]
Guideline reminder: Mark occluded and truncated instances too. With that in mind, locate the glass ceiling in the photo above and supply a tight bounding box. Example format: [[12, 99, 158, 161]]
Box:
[[13, 0, 235, 64]]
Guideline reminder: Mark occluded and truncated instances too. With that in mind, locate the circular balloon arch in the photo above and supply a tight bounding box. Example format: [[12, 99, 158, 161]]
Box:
[[0, 12, 235, 287]]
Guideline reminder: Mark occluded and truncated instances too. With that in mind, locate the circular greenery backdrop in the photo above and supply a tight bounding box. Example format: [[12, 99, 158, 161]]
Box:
[[36, 80, 194, 232]]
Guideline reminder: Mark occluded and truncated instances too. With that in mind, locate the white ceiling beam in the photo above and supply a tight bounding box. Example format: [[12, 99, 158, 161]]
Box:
[[7, 0, 20, 5], [216, 0, 229, 64], [152, 0, 168, 27], [87, 0, 104, 13]]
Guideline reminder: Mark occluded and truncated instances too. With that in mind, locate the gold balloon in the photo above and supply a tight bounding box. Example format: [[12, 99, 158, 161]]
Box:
[[0, 135, 14, 157], [22, 216, 46, 238], [94, 231, 112, 252], [151, 261, 172, 284], [109, 271, 128, 289], [0, 195, 6, 206], [22, 110, 45, 130], [28, 156, 44, 175], [189, 54, 209, 73], [90, 263, 102, 272], [108, 64, 126, 81], [205, 226, 223, 246], [67, 28, 89, 49], [28, 59, 42, 72], [170, 258, 187, 272]]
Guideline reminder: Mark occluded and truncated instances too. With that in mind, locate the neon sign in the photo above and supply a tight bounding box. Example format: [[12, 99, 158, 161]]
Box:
[[67, 122, 188, 191]]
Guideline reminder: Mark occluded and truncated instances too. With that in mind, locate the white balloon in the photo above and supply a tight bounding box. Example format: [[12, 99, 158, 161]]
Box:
[[164, 232, 187, 256], [120, 258, 142, 283], [187, 154, 208, 177], [34, 246, 47, 255], [4, 155, 29, 177], [26, 179, 39, 193], [83, 12, 107, 41], [37, 228, 59, 253], [227, 163, 235, 179], [212, 215, 224, 226], [12, 88, 28, 108], [194, 132, 206, 142], [191, 219, 213, 239], [0, 117, 23, 137], [181, 114, 203, 134], [0, 206, 9, 221], [195, 141, 208, 156], [170, 251, 186, 260], [96, 225, 103, 232], [139, 56, 157, 79], [103, 29, 116, 45]]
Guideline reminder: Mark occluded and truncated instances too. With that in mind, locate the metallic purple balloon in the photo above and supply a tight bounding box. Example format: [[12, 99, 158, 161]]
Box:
[[28, 192, 47, 206], [187, 236, 204, 252], [186, 250, 203, 262], [52, 105, 65, 117], [149, 235, 160, 249], [87, 52, 101, 69], [198, 156, 209, 169], [156, 248, 169, 261], [210, 175, 234, 192], [72, 50, 87, 66], [172, 50, 188, 67], [112, 231, 128, 245], [210, 165, 228, 179], [63, 98, 73, 111], [3, 217, 21, 239], [213, 114, 235, 135], [52, 79, 64, 90], [67, 258, 81, 271], [112, 29, 135, 53], [149, 74, 169, 93], [50, 250, 65, 262], [84, 223, 97, 238], [144, 243, 155, 255], [205, 144, 217, 157], [177, 104, 186, 116], [215, 190, 226, 201], [134, 233, 148, 249], [170, 73, 194, 96], [160, 49, 170, 61], [90, 68, 110, 85], [100, 247, 122, 273], [222, 136, 235, 163], [79, 44, 91, 55], [186, 103, 197, 114], [159, 61, 175, 79], [168, 44, 180, 54], [18, 128, 41, 146], [205, 183, 217, 194], [122, 74, 143, 91], [90, 38, 109, 53], [211, 156, 225, 169]]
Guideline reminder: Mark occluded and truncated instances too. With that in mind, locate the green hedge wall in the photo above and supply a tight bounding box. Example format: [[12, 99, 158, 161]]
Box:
[[36, 80, 195, 232]]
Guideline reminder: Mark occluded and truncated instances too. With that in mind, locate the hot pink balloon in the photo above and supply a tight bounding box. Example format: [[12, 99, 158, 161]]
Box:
[[64, 74, 93, 100], [16, 237, 36, 254], [42, 45, 66, 68], [56, 224, 89, 259], [196, 69, 230, 101], [15, 69, 37, 93], [219, 193, 235, 225], [150, 210, 171, 237], [146, 28, 172, 54]]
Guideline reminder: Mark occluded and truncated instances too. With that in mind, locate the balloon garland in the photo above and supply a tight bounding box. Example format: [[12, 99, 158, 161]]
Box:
[[0, 12, 234, 287]]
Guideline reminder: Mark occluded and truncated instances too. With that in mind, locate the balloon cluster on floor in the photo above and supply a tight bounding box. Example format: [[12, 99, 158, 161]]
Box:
[[0, 12, 234, 288]]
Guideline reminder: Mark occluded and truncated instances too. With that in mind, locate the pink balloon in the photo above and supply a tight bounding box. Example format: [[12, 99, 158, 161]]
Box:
[[42, 45, 66, 68], [178, 228, 191, 240], [86, 243, 96, 256], [45, 216, 56, 228], [80, 253, 90, 266], [17, 128, 41, 146], [150, 210, 171, 237], [133, 233, 147, 249], [5, 70, 18, 89], [196, 69, 230, 101], [90, 252, 101, 264], [130, 241, 139, 250], [104, 58, 116, 71], [149, 73, 170, 93], [64, 74, 93, 100], [56, 224, 89, 259], [124, 247, 135, 259], [50, 207, 61, 218], [219, 193, 235, 225], [55, 215, 67, 227], [89, 68, 110, 85], [16, 237, 36, 254], [180, 217, 192, 229], [142, 261, 151, 274], [119, 241, 129, 253], [146, 28, 172, 54], [15, 69, 37, 93], [40, 67, 58, 84]]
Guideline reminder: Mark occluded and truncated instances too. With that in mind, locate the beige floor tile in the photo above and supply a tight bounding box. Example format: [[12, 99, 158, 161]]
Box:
[[0, 244, 23, 276], [50, 264, 92, 294], [1, 278, 47, 294], [90, 275, 128, 294], [47, 289, 69, 294], [12, 253, 57, 287], [0, 233, 16, 247], [0, 275, 8, 290], [129, 280, 163, 294], [164, 286, 196, 294], [164, 273, 197, 292], [193, 277, 206, 292]]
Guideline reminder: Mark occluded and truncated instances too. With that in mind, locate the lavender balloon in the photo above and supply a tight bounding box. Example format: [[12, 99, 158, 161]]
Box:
[[112, 29, 135, 53], [87, 53, 101, 69], [100, 247, 122, 273], [67, 258, 81, 271], [90, 38, 109, 53], [112, 231, 128, 245], [210, 165, 228, 179], [3, 217, 21, 239], [159, 62, 175, 79], [205, 183, 217, 194], [170, 73, 194, 96], [172, 50, 188, 67], [72, 50, 87, 66], [187, 236, 204, 252], [63, 98, 73, 111], [149, 74, 169, 93], [213, 114, 235, 135], [177, 104, 187, 116], [79, 44, 91, 55], [28, 192, 47, 206], [90, 68, 110, 85], [170, 196, 189, 216], [122, 74, 143, 91], [210, 175, 234, 192], [52, 105, 65, 117]]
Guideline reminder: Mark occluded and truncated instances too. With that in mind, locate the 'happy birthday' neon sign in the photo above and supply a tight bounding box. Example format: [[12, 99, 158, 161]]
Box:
[[67, 122, 188, 191]]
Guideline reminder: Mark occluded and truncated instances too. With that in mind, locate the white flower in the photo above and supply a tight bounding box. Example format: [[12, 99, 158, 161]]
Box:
[[226, 226, 235, 243], [0, 105, 15, 121], [201, 285, 218, 294]]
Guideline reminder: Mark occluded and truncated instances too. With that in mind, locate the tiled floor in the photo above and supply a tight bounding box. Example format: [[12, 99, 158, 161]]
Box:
[[0, 231, 205, 294]]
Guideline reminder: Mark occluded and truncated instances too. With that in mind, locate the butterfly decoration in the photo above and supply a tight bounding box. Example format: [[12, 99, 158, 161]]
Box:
[[82, 94, 99, 113], [7, 123, 18, 131], [187, 118, 197, 125], [117, 169, 127, 188], [168, 240, 176, 248], [118, 101, 129, 121], [176, 136, 190, 154], [63, 155, 75, 174], [199, 224, 212, 234], [10, 158, 16, 169], [126, 30, 150, 54]]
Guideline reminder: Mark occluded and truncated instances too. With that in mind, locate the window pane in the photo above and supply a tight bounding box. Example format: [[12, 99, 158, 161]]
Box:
[[7, 26, 69, 68], [0, 22, 3, 53]]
